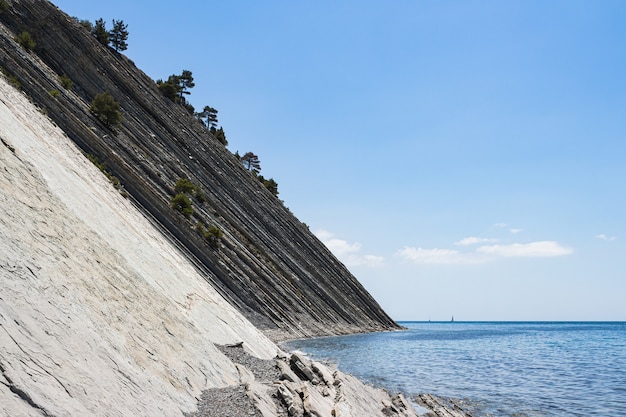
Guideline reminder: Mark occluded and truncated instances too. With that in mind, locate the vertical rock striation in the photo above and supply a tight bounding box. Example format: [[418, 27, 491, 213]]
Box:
[[0, 0, 400, 340]]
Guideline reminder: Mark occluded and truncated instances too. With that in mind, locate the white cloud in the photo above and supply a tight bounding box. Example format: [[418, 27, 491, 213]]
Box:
[[315, 230, 384, 267], [395, 247, 484, 265], [455, 237, 498, 246], [476, 241, 573, 257], [397, 240, 573, 265], [595, 234, 617, 241], [494, 223, 522, 234]]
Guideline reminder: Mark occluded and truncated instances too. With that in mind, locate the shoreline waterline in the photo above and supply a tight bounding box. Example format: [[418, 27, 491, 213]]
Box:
[[283, 321, 626, 417]]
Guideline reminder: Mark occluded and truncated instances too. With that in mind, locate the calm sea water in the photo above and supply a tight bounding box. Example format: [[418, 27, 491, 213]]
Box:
[[283, 322, 626, 417]]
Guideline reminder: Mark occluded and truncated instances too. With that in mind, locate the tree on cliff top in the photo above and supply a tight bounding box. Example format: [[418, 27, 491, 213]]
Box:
[[242, 152, 261, 172], [196, 106, 218, 130], [109, 19, 129, 52], [157, 70, 195, 114], [92, 18, 109, 46]]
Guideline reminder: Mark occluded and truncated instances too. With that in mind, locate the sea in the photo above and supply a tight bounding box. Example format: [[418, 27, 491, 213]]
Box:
[[283, 321, 626, 417]]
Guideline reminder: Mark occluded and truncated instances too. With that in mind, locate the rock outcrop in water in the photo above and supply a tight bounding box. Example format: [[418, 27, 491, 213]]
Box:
[[0, 0, 399, 341]]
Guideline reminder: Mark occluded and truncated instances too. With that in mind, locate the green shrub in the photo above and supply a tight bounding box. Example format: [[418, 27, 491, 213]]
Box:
[[15, 31, 35, 50], [174, 177, 195, 194], [0, 0, 9, 14], [205, 226, 223, 249], [175, 177, 206, 203], [86, 153, 121, 189], [9, 76, 20, 89], [48, 89, 60, 98], [74, 18, 93, 32], [90, 91, 122, 128], [194, 188, 206, 204], [171, 193, 193, 218], [87, 153, 106, 171], [196, 222, 222, 249], [59, 74, 72, 90], [0, 67, 20, 89]]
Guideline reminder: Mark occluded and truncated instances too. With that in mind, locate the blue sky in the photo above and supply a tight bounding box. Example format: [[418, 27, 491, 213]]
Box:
[[52, 1, 625, 321]]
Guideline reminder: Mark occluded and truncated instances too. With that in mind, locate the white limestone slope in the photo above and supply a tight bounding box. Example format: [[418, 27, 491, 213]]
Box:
[[0, 77, 277, 416]]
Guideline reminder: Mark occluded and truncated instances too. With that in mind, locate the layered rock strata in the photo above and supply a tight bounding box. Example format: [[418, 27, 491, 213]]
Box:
[[0, 0, 399, 341], [1, 75, 418, 416]]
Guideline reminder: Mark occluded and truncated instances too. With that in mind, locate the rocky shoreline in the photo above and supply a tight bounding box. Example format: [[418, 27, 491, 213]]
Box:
[[187, 343, 473, 417]]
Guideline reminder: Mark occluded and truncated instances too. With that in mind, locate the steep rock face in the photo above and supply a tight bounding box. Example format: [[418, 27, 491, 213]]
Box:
[[0, 0, 399, 340], [0, 76, 277, 416]]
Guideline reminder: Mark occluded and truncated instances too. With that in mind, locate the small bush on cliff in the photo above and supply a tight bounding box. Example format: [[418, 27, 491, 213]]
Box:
[[86, 153, 122, 190], [59, 74, 72, 90], [90, 91, 122, 128], [174, 177, 195, 194], [73, 17, 93, 32], [205, 225, 223, 249], [15, 31, 35, 51], [1, 67, 20, 89], [259, 175, 279, 197], [48, 89, 60, 98], [0, 0, 9, 14], [171, 193, 193, 218], [174, 177, 206, 203], [196, 222, 223, 249]]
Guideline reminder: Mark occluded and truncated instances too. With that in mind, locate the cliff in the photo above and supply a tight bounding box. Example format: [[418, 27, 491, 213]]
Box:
[[0, 0, 399, 341], [0, 76, 419, 417]]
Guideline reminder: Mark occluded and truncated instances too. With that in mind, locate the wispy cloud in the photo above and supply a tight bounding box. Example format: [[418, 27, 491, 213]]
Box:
[[494, 223, 522, 234], [455, 237, 498, 246], [595, 234, 617, 241], [397, 240, 573, 265], [395, 247, 485, 265], [476, 241, 573, 257], [315, 230, 384, 267]]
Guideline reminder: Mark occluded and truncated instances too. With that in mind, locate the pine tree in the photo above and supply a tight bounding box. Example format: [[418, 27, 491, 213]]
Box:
[[213, 126, 227, 145], [242, 152, 261, 172], [197, 106, 218, 129], [178, 70, 195, 101], [156, 77, 180, 102], [109, 19, 129, 52], [90, 91, 122, 128], [92, 18, 109, 46]]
